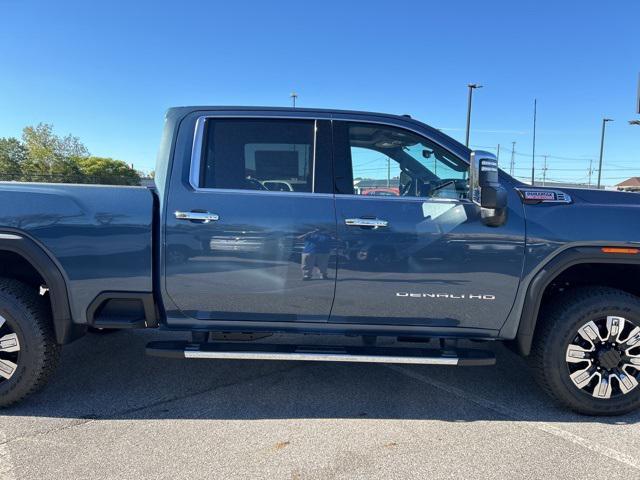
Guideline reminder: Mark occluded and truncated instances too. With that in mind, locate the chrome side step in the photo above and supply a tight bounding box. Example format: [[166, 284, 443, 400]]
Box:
[[145, 341, 495, 366]]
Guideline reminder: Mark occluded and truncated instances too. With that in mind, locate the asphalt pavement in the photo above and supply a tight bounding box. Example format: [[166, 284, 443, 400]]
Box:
[[0, 329, 639, 480]]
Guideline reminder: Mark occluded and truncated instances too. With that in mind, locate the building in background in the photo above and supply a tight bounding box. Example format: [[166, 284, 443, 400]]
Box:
[[616, 177, 640, 192]]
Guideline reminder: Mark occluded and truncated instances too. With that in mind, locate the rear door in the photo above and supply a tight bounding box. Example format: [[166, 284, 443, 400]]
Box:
[[330, 120, 525, 331], [164, 114, 337, 323]]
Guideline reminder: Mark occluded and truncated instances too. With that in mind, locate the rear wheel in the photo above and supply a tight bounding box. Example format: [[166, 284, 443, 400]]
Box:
[[0, 279, 60, 407], [530, 287, 640, 415]]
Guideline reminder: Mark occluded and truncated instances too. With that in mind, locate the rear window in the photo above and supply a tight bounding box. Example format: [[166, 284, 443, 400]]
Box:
[[199, 119, 314, 192]]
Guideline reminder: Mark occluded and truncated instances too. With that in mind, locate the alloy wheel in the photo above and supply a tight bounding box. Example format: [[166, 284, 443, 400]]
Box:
[[566, 316, 640, 399], [0, 314, 20, 382]]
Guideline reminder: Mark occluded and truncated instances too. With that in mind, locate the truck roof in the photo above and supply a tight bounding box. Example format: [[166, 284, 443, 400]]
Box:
[[166, 106, 471, 160], [169, 105, 415, 118]]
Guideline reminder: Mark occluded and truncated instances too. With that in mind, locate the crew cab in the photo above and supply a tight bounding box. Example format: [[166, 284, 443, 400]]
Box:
[[1, 106, 639, 415]]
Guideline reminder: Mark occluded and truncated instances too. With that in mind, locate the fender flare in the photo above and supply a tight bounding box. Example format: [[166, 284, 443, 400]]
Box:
[[0, 232, 83, 344], [514, 246, 640, 355]]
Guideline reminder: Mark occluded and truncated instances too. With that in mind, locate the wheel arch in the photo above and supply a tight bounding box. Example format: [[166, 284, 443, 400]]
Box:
[[0, 231, 83, 344], [514, 246, 640, 356]]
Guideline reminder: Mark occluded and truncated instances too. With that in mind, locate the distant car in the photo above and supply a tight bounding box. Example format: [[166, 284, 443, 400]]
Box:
[[362, 188, 399, 196], [262, 180, 309, 192], [262, 180, 293, 191]]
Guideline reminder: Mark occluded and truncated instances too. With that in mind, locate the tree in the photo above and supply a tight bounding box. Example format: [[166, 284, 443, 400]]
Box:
[[21, 123, 87, 182], [77, 156, 141, 185], [1, 123, 140, 185], [0, 137, 27, 180]]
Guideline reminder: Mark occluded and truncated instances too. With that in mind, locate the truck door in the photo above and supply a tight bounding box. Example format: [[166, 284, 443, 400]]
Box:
[[164, 115, 336, 324], [330, 120, 525, 331]]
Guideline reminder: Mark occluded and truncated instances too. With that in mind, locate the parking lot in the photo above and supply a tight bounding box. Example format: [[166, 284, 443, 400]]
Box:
[[0, 329, 639, 480]]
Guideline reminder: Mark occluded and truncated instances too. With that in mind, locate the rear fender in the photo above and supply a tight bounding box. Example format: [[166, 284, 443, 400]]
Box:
[[0, 231, 83, 344]]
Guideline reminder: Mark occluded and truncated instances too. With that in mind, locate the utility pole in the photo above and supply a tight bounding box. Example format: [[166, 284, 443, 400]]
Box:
[[496, 144, 500, 164], [588, 159, 593, 187], [637, 72, 640, 115], [290, 92, 298, 108], [509, 142, 516, 176], [596, 117, 614, 189], [465, 84, 482, 147], [531, 99, 537, 186], [542, 155, 548, 186]]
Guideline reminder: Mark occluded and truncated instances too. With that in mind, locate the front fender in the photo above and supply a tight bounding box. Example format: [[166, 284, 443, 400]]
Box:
[[509, 245, 640, 355]]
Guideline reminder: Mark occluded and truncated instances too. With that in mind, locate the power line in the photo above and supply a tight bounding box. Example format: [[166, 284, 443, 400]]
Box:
[[471, 145, 596, 162]]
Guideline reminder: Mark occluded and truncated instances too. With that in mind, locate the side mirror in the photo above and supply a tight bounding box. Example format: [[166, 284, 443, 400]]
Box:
[[469, 151, 508, 226], [470, 151, 507, 208]]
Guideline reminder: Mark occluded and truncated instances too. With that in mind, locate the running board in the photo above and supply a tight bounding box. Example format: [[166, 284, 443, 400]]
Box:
[[92, 318, 147, 329], [145, 341, 496, 366]]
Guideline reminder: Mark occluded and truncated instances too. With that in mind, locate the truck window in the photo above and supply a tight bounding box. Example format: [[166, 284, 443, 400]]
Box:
[[334, 122, 469, 200], [198, 119, 315, 192]]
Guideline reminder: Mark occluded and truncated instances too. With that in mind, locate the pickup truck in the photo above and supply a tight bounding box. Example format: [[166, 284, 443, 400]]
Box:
[[1, 106, 639, 416]]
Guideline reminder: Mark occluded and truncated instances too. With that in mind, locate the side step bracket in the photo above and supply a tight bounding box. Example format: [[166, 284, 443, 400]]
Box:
[[145, 341, 495, 366]]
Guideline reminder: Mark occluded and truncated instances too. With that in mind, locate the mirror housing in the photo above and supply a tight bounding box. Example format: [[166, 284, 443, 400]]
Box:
[[469, 151, 508, 225], [470, 151, 507, 209]]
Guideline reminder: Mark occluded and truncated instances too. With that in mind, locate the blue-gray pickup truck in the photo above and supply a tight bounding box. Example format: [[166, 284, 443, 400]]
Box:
[[1, 106, 639, 415]]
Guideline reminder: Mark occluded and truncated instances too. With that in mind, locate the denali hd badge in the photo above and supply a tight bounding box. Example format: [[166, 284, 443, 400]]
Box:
[[516, 188, 572, 205], [396, 293, 496, 300]]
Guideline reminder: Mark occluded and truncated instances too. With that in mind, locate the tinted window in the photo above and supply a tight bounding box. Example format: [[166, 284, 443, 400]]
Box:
[[200, 119, 314, 192], [335, 122, 469, 200]]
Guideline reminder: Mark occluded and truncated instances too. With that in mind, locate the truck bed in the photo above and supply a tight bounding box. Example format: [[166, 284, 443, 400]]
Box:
[[0, 182, 154, 324]]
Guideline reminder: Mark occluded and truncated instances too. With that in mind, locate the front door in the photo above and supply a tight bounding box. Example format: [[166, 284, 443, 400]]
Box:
[[164, 116, 337, 323], [330, 120, 525, 331]]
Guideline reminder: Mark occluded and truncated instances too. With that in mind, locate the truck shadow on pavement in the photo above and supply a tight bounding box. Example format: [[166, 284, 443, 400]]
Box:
[[5, 330, 640, 425]]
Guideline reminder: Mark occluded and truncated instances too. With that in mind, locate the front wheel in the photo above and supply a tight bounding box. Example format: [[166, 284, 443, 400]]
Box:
[[530, 287, 640, 415], [0, 279, 60, 407]]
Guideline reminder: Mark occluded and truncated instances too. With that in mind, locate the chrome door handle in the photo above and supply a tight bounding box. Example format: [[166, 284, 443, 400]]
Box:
[[345, 218, 388, 228], [174, 211, 219, 223]]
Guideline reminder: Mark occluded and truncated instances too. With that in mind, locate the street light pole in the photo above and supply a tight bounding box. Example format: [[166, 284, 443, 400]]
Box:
[[596, 118, 614, 189], [465, 83, 482, 147], [531, 99, 537, 186]]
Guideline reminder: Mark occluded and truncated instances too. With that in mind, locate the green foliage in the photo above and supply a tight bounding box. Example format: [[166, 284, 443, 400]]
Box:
[[21, 123, 86, 182], [0, 137, 27, 180], [0, 123, 141, 186], [78, 157, 141, 185]]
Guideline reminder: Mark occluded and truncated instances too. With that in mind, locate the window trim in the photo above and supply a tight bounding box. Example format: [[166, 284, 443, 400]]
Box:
[[189, 115, 322, 194], [188, 114, 470, 197]]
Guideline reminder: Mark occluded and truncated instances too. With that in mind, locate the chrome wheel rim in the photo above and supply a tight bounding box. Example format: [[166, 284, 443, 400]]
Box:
[[0, 314, 20, 382], [566, 316, 640, 399]]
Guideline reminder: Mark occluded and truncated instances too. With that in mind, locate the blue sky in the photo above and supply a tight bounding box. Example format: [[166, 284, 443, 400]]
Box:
[[1, 0, 638, 185]]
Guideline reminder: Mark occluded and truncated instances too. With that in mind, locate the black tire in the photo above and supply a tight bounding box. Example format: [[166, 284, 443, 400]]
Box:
[[0, 278, 60, 407], [530, 286, 640, 416]]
